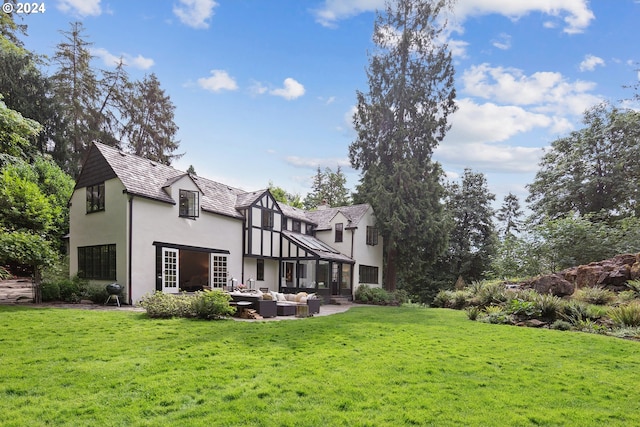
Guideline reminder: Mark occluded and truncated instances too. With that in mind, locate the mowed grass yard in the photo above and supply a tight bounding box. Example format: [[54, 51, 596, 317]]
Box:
[[1, 305, 639, 427]]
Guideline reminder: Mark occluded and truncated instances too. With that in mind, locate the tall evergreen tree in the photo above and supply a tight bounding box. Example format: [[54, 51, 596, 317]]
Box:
[[50, 22, 100, 176], [496, 192, 523, 238], [349, 0, 457, 290], [121, 73, 181, 165], [441, 169, 496, 282], [303, 166, 351, 209]]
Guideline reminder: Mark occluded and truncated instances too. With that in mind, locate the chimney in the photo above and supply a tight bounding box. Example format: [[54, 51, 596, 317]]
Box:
[[317, 199, 329, 210]]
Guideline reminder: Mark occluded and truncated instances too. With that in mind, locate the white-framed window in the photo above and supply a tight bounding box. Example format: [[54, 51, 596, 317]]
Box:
[[211, 255, 228, 288]]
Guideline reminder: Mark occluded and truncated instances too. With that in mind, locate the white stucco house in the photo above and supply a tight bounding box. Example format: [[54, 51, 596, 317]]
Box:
[[69, 142, 384, 304]]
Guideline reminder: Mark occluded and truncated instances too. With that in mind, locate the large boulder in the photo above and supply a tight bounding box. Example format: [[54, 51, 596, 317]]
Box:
[[525, 274, 575, 297]]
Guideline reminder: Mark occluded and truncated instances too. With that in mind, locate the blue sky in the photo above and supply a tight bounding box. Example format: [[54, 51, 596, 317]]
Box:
[[15, 0, 640, 206]]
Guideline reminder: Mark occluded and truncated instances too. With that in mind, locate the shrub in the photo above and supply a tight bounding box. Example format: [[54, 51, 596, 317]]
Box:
[[474, 281, 507, 307], [609, 302, 640, 327], [574, 286, 616, 305], [139, 292, 194, 319], [505, 298, 541, 320], [574, 319, 608, 334], [480, 305, 511, 324], [432, 290, 452, 308], [40, 281, 60, 302], [355, 285, 400, 305], [191, 290, 236, 320], [84, 284, 110, 304], [389, 289, 409, 305], [550, 320, 572, 331]]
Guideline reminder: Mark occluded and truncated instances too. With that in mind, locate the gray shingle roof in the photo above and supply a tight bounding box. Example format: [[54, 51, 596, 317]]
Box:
[[90, 142, 371, 224], [305, 204, 371, 230], [94, 142, 245, 219]]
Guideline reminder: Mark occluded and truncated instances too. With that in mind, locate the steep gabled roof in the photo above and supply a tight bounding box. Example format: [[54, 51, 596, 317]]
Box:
[[305, 204, 371, 231], [87, 142, 245, 219]]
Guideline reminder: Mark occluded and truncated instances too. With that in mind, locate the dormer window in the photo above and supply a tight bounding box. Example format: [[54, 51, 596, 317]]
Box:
[[292, 220, 301, 233], [86, 183, 105, 213], [179, 190, 199, 218]]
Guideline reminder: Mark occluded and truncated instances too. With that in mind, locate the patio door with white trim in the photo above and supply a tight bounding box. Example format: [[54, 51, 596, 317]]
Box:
[[162, 248, 179, 293]]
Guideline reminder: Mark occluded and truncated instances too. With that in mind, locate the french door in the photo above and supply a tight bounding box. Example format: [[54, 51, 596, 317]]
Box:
[[162, 248, 179, 293]]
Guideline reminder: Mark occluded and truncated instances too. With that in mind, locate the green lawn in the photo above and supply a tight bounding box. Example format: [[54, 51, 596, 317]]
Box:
[[1, 305, 639, 426]]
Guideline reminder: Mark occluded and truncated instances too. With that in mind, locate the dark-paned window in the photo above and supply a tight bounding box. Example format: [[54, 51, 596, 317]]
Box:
[[366, 226, 379, 246], [335, 223, 343, 242], [281, 216, 288, 230], [86, 183, 105, 213], [359, 265, 378, 284], [262, 209, 274, 229], [78, 244, 116, 280], [257, 259, 265, 281], [306, 223, 314, 235], [179, 190, 199, 218], [292, 220, 301, 233]]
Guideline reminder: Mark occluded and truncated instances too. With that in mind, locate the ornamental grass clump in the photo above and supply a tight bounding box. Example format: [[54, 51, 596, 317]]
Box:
[[609, 302, 640, 327], [574, 286, 616, 305], [534, 293, 563, 321]]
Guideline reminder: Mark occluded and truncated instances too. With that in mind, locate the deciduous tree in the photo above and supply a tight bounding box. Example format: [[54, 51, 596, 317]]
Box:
[[527, 102, 640, 221]]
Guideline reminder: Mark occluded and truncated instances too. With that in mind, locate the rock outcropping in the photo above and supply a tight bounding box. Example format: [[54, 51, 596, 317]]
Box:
[[520, 253, 640, 297]]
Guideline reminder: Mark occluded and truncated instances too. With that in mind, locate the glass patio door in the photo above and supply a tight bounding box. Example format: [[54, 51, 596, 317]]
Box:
[[162, 248, 179, 293]]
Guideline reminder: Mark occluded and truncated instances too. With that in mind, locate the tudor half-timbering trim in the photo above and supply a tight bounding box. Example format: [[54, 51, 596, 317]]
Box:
[[244, 190, 283, 259]]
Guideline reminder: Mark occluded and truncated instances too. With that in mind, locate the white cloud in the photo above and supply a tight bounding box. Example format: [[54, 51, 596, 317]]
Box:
[[248, 80, 268, 96], [285, 156, 351, 169], [57, 0, 101, 16], [454, 0, 594, 34], [313, 0, 593, 34], [270, 78, 305, 100], [313, 0, 383, 27], [197, 70, 238, 92], [579, 54, 605, 72], [435, 142, 543, 173], [448, 98, 552, 144], [461, 63, 602, 116], [92, 48, 155, 70], [173, 0, 218, 29], [492, 33, 512, 50]]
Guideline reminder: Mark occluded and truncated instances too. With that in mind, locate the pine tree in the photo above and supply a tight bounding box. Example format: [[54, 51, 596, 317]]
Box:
[[442, 169, 496, 282], [121, 73, 181, 165], [303, 166, 351, 209], [349, 0, 457, 290], [50, 22, 100, 176], [497, 192, 523, 238]]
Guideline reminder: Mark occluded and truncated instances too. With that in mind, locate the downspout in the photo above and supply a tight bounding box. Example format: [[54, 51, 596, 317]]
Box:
[[128, 194, 133, 305], [350, 228, 355, 297]]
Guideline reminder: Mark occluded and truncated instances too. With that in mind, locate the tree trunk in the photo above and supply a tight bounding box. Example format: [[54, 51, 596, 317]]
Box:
[[386, 242, 398, 291]]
